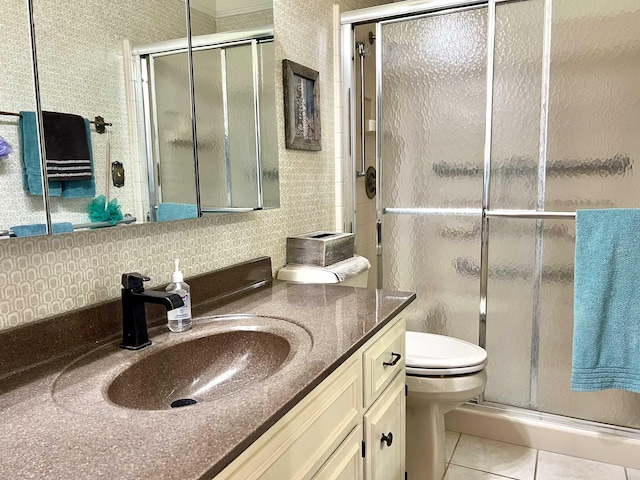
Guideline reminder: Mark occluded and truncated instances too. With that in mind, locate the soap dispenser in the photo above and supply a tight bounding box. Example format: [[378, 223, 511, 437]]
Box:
[[166, 259, 192, 332]]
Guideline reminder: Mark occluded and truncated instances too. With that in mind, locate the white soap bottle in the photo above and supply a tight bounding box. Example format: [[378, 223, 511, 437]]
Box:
[[166, 259, 192, 332]]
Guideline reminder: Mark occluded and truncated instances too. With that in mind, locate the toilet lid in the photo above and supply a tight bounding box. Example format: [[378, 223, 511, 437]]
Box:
[[406, 331, 488, 376]]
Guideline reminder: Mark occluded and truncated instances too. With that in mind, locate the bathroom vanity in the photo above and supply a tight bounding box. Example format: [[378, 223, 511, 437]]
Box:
[[0, 258, 415, 479], [216, 312, 406, 480]]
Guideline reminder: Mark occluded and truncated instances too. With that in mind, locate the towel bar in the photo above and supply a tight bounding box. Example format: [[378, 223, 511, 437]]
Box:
[[383, 208, 577, 220], [0, 214, 136, 238], [0, 111, 112, 134]]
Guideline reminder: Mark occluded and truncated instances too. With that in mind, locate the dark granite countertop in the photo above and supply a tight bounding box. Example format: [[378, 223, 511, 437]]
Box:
[[0, 269, 414, 479]]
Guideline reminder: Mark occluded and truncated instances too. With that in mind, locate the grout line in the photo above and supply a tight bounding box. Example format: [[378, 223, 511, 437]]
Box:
[[450, 431, 462, 462], [533, 448, 539, 479], [625, 467, 629, 480], [448, 464, 520, 479]]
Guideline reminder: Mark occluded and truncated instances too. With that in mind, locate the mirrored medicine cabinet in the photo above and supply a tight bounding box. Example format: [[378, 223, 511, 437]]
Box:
[[0, 0, 278, 239]]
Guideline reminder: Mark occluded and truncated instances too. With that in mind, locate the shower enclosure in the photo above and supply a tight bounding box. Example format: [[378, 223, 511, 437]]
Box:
[[342, 0, 640, 436]]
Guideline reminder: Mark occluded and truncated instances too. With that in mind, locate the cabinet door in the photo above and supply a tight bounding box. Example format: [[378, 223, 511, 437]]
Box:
[[363, 373, 405, 480], [313, 425, 363, 480], [215, 354, 362, 480]]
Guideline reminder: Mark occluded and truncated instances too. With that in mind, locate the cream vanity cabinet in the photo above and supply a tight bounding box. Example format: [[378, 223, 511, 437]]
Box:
[[214, 315, 406, 480]]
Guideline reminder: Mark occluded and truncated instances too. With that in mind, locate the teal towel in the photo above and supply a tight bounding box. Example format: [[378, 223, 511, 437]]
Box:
[[18, 113, 95, 198], [11, 222, 74, 237], [156, 203, 197, 222], [572, 209, 640, 393], [19, 111, 61, 196]]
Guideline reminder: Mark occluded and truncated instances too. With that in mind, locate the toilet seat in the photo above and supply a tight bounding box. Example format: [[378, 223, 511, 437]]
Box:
[[406, 331, 488, 377]]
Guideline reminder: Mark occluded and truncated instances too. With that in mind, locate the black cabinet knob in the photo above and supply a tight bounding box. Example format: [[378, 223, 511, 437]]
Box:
[[381, 432, 393, 447]]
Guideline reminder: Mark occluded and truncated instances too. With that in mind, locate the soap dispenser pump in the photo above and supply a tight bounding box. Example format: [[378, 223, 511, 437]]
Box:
[[165, 259, 192, 332]]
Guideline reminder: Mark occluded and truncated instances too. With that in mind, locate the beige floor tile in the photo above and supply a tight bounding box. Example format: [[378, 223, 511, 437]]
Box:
[[445, 430, 461, 463], [536, 451, 626, 480], [445, 464, 516, 479], [450, 435, 536, 480], [628, 468, 640, 480]]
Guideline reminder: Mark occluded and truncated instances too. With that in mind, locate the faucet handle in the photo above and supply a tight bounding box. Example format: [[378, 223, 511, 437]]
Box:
[[121, 272, 150, 292]]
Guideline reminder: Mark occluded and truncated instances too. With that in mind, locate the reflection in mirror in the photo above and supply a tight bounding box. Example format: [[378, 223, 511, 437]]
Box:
[[2, 0, 276, 237], [25, 0, 213, 234], [193, 32, 279, 212], [135, 27, 278, 218], [0, 2, 47, 238], [191, 0, 278, 215], [135, 44, 198, 221]]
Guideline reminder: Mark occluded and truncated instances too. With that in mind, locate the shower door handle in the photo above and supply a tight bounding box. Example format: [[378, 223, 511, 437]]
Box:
[[356, 41, 367, 178]]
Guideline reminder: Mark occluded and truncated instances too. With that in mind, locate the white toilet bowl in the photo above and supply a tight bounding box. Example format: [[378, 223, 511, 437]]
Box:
[[405, 332, 488, 480]]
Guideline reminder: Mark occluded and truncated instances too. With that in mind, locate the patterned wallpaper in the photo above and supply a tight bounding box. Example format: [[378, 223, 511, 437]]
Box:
[[0, 0, 385, 331], [215, 8, 274, 32]]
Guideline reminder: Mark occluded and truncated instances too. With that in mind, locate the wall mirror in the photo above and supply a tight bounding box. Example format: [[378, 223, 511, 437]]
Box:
[[0, 0, 276, 238], [0, 2, 47, 238]]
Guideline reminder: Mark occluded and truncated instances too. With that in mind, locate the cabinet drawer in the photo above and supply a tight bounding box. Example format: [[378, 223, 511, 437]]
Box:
[[312, 425, 363, 480], [363, 317, 406, 408], [363, 373, 406, 480], [215, 354, 362, 480]]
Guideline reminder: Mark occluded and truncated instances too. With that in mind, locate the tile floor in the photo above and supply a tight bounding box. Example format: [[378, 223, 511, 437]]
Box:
[[443, 431, 640, 480]]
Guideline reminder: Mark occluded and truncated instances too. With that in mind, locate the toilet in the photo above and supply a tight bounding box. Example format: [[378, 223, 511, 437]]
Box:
[[405, 332, 487, 480], [277, 258, 488, 480]]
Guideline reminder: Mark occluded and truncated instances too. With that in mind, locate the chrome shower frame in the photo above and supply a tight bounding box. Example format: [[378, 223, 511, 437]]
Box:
[[341, 0, 640, 441]]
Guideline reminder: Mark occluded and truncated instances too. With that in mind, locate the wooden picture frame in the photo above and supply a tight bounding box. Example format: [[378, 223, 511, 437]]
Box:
[[282, 59, 321, 151]]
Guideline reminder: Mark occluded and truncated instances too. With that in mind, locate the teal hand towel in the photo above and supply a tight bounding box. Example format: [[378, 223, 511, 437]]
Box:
[[156, 203, 197, 222], [19, 113, 95, 198], [19, 111, 62, 196], [572, 209, 640, 393], [11, 222, 74, 237]]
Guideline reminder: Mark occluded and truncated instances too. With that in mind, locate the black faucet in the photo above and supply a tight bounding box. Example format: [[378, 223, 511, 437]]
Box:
[[120, 272, 184, 350]]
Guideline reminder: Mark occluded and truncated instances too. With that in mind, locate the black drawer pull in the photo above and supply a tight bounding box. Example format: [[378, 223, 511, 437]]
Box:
[[383, 352, 402, 367], [381, 432, 393, 447]]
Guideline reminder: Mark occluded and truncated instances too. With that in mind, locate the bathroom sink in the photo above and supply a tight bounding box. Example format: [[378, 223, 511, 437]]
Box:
[[52, 315, 312, 413], [108, 329, 296, 410]]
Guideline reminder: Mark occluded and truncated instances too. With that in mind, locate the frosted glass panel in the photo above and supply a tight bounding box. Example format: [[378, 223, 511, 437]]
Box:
[[226, 45, 258, 208], [153, 53, 197, 205], [382, 214, 480, 344], [546, 0, 640, 211], [258, 42, 280, 208], [490, 0, 544, 210], [484, 219, 536, 408], [537, 220, 640, 428], [193, 49, 227, 207], [381, 8, 487, 209]]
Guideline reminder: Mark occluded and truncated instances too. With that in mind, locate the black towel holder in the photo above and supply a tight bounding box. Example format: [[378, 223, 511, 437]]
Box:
[[0, 111, 112, 134]]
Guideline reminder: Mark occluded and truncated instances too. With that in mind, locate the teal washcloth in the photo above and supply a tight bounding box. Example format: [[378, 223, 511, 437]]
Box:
[[156, 203, 197, 221], [572, 209, 640, 393], [88, 195, 123, 225]]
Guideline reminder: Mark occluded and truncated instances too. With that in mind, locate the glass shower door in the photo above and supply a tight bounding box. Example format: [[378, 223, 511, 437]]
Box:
[[379, 6, 488, 344], [371, 0, 640, 433]]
